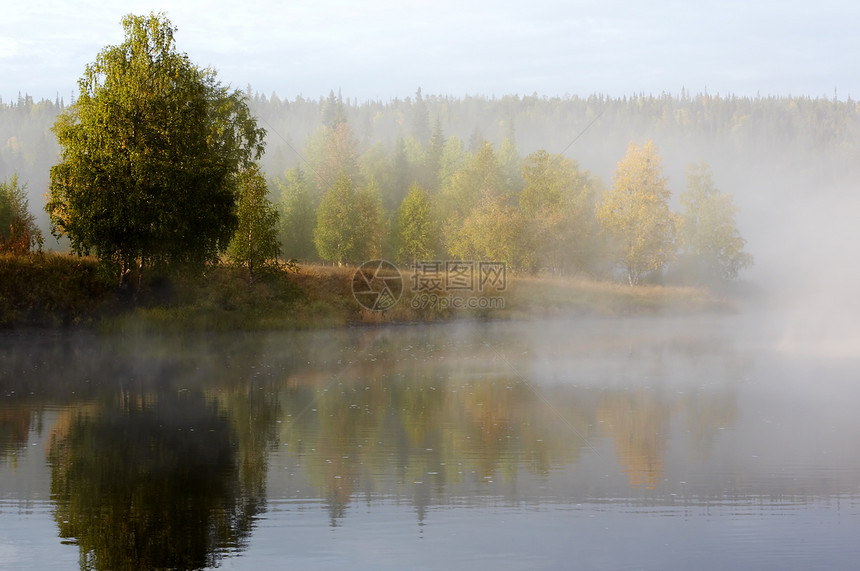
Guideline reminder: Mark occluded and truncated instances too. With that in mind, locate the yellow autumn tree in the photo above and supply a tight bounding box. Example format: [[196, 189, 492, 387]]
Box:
[[448, 189, 536, 273], [596, 141, 679, 285]]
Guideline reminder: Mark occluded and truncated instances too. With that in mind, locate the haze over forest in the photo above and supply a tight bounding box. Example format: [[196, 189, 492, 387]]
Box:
[[3, 88, 859, 288]]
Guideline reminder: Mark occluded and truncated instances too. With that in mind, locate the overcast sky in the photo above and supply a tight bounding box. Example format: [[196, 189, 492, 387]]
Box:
[[2, 0, 858, 104]]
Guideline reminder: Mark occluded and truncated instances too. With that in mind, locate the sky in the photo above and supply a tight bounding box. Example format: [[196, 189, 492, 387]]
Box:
[[1, 0, 859, 104]]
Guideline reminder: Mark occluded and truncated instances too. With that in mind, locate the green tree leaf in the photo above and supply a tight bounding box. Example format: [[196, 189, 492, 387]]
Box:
[[0, 174, 43, 253], [520, 150, 600, 275], [395, 184, 439, 264], [45, 12, 265, 285], [314, 173, 361, 265], [679, 161, 753, 281], [227, 163, 280, 284], [277, 166, 317, 261]]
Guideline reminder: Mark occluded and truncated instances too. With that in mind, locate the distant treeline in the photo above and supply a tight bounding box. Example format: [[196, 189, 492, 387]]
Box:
[[248, 89, 860, 183], [1, 88, 856, 284], [3, 88, 859, 201]]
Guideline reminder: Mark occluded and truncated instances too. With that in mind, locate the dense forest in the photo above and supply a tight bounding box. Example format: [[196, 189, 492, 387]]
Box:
[[3, 85, 859, 283], [5, 87, 859, 204]]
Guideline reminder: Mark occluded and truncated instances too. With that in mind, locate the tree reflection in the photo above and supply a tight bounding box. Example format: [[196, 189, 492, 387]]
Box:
[[282, 361, 599, 525], [0, 325, 751, 541], [273, 325, 748, 524], [598, 391, 670, 489], [0, 405, 39, 466], [48, 390, 268, 570]]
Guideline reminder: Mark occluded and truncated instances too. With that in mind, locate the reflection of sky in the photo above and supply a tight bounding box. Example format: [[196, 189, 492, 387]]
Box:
[[1, 497, 856, 569], [0, 416, 78, 569], [1, 317, 860, 568], [1, 493, 858, 569], [225, 500, 859, 570], [2, 1, 859, 102], [0, 502, 78, 569]]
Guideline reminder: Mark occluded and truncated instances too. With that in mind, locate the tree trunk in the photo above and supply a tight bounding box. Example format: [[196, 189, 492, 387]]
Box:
[[248, 230, 254, 289], [137, 258, 143, 295]]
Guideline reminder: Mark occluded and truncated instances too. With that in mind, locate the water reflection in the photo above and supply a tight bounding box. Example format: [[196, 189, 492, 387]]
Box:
[[0, 405, 40, 467], [48, 392, 261, 570], [0, 318, 858, 568], [273, 322, 748, 523], [0, 333, 281, 569]]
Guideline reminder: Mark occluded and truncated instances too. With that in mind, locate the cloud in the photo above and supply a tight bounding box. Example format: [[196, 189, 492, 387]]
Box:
[[2, 0, 860, 102], [0, 37, 18, 60]]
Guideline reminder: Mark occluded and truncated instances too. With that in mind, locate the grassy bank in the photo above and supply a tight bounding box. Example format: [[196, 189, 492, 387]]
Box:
[[0, 254, 736, 331], [0, 253, 114, 327]]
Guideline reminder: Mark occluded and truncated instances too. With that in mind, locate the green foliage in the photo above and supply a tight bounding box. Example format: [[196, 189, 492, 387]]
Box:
[[520, 151, 599, 275], [679, 161, 753, 281], [354, 180, 387, 260], [307, 122, 362, 190], [390, 135, 414, 208], [0, 174, 42, 253], [277, 166, 317, 260], [424, 117, 446, 191], [596, 141, 679, 285], [227, 163, 280, 283], [437, 136, 466, 191], [440, 141, 536, 269], [6, 90, 859, 241], [0, 253, 113, 326], [395, 184, 439, 264], [322, 89, 347, 128], [359, 142, 401, 211], [497, 137, 523, 192], [313, 174, 385, 265], [314, 174, 362, 264], [5, 79, 772, 293], [448, 189, 535, 272], [410, 88, 431, 145], [440, 141, 505, 249], [45, 12, 265, 284]]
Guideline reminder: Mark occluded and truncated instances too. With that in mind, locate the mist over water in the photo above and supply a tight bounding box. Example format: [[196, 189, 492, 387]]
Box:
[[739, 172, 860, 357], [1, 310, 859, 568]]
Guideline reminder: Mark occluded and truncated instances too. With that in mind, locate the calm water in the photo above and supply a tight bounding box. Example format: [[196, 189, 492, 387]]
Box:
[[0, 313, 858, 570]]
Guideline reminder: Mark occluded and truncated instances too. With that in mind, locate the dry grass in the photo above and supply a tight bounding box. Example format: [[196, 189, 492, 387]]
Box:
[[290, 263, 734, 327], [506, 274, 733, 318], [0, 256, 735, 331]]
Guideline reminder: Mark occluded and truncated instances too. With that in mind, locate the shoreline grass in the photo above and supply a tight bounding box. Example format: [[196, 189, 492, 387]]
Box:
[[0, 254, 737, 332]]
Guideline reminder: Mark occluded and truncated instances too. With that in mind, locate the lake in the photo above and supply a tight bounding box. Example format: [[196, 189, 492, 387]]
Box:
[[0, 312, 858, 570]]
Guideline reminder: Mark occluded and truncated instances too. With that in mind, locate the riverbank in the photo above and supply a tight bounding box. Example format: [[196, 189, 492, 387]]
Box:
[[0, 253, 737, 331]]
